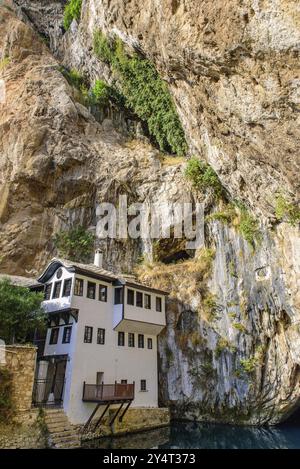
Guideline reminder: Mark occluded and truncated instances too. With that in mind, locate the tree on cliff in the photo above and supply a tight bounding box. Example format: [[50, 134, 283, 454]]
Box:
[[53, 226, 95, 263], [0, 278, 45, 344]]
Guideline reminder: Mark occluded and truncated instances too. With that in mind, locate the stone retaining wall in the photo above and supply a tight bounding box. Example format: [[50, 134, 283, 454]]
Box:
[[2, 345, 37, 414], [0, 345, 47, 448], [80, 407, 170, 441]]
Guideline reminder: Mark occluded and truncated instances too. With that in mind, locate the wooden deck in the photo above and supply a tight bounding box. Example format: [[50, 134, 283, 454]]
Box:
[[82, 382, 135, 403]]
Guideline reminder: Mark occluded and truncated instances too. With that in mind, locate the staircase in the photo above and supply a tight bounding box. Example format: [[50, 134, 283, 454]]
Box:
[[44, 409, 81, 449]]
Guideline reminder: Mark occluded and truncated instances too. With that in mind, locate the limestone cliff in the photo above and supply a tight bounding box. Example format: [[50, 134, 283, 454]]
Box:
[[0, 0, 300, 424]]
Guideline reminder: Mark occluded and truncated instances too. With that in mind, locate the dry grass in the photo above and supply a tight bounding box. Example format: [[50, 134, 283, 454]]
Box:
[[136, 247, 215, 313], [160, 156, 186, 166]]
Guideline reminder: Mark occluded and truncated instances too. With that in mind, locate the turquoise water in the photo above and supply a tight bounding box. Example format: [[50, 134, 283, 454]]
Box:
[[83, 420, 300, 449]]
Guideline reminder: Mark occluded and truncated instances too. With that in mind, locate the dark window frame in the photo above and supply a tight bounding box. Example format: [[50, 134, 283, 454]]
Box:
[[144, 294, 151, 310], [140, 379, 147, 392], [87, 281, 96, 300], [84, 326, 93, 343], [136, 291, 143, 308], [128, 333, 135, 348], [74, 278, 84, 296], [147, 338, 153, 350], [62, 326, 72, 344], [62, 278, 72, 297], [127, 289, 134, 306], [44, 283, 52, 300], [52, 281, 62, 299], [114, 287, 123, 305], [49, 327, 59, 345], [97, 328, 105, 345], [156, 296, 162, 312], [99, 285, 107, 302], [138, 334, 144, 349], [118, 331, 125, 346]]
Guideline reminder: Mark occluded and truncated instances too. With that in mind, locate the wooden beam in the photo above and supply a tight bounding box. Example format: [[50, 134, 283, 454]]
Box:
[[119, 400, 132, 422]]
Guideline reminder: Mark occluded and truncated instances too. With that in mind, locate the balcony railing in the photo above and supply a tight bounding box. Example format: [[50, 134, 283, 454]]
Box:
[[82, 382, 135, 403]]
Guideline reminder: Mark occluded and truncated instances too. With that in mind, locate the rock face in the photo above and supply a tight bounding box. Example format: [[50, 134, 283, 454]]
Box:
[[0, 1, 299, 424]]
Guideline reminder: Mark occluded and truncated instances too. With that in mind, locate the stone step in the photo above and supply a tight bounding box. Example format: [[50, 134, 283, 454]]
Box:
[[55, 441, 81, 449], [46, 423, 72, 431], [45, 418, 70, 425], [51, 434, 80, 444], [51, 430, 77, 439]]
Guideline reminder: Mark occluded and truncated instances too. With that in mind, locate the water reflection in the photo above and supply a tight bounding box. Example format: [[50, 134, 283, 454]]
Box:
[[82, 421, 300, 449]]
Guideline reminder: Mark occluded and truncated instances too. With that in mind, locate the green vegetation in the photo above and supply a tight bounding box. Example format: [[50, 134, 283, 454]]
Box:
[[53, 226, 95, 263], [90, 79, 124, 108], [232, 322, 247, 333], [206, 200, 261, 249], [205, 204, 236, 223], [0, 56, 10, 72], [240, 347, 264, 374], [0, 278, 45, 344], [63, 0, 82, 30], [93, 30, 187, 155], [203, 293, 219, 321], [90, 79, 111, 107], [238, 206, 261, 248], [0, 368, 13, 423], [228, 260, 237, 278], [60, 67, 85, 89], [215, 337, 236, 358], [275, 194, 300, 227], [185, 157, 223, 198]]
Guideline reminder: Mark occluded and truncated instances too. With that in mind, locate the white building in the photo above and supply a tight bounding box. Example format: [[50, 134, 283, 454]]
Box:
[[33, 252, 167, 425]]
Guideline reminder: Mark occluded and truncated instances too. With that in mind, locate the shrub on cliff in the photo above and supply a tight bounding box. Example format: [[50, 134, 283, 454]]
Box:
[[93, 31, 188, 156], [53, 226, 95, 263], [63, 0, 82, 30], [185, 157, 223, 198], [0, 279, 45, 344]]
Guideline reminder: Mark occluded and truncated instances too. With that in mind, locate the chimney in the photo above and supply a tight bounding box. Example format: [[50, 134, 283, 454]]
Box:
[[94, 249, 103, 268]]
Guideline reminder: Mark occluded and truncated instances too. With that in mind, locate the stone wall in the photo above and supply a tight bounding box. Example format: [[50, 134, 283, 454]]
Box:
[[80, 407, 170, 441], [0, 409, 48, 449], [0, 345, 47, 448], [3, 345, 37, 413]]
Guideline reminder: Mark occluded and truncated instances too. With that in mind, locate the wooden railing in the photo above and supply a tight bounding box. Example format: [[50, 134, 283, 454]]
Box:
[[82, 382, 135, 403]]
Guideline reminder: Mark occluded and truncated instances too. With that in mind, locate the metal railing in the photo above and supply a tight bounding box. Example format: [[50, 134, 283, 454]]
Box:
[[82, 382, 135, 402]]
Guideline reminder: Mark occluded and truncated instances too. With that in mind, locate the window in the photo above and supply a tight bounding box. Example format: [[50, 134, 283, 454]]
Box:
[[128, 333, 135, 348], [136, 291, 143, 308], [138, 334, 144, 349], [56, 268, 63, 279], [49, 328, 59, 345], [156, 297, 162, 312], [118, 331, 125, 346], [147, 338, 153, 350], [114, 287, 123, 304], [74, 278, 83, 296], [144, 294, 151, 309], [140, 380, 147, 391], [62, 278, 72, 297], [99, 285, 107, 302], [62, 326, 72, 344], [87, 281, 96, 299], [84, 326, 93, 343], [121, 379, 127, 384], [97, 328, 105, 345], [127, 289, 134, 305], [44, 284, 52, 300], [52, 281, 62, 299]]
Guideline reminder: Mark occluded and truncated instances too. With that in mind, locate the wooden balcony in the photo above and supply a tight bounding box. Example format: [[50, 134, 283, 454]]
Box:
[[82, 382, 135, 404]]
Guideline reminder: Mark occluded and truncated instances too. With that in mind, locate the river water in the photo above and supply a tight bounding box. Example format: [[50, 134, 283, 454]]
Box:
[[83, 420, 300, 449]]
